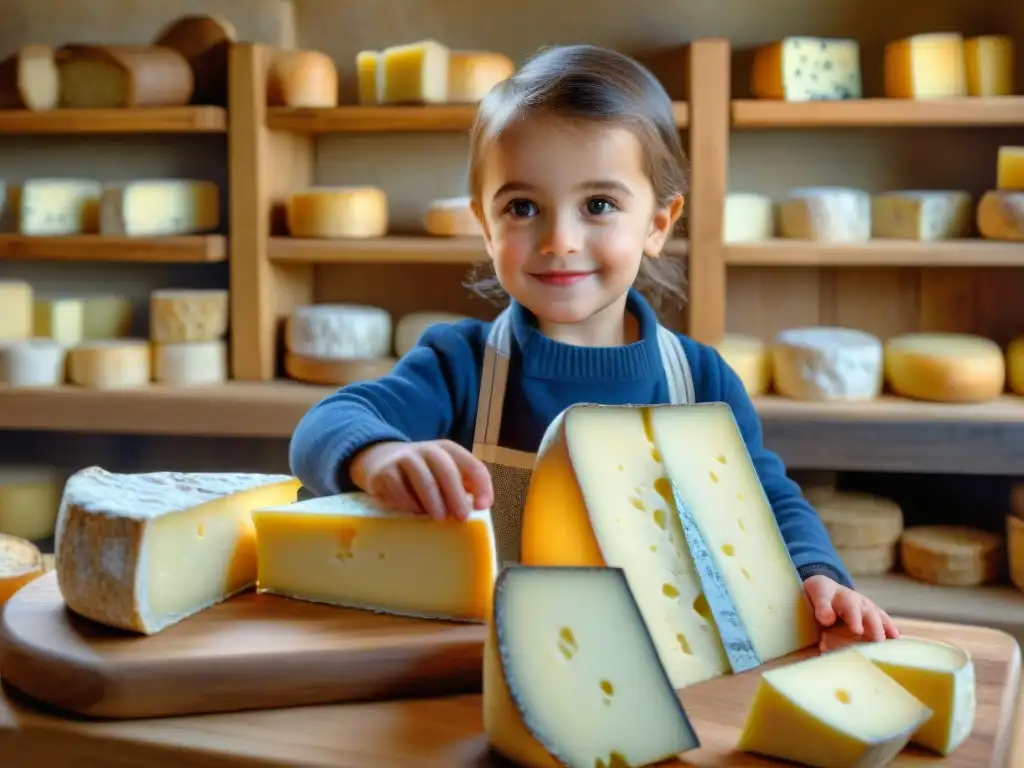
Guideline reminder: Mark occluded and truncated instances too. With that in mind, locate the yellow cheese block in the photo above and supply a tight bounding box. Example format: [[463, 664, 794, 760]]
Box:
[[0, 280, 32, 341], [0, 533, 45, 607], [857, 638, 976, 756], [883, 333, 1005, 403], [884, 33, 967, 99], [964, 36, 1014, 96], [447, 51, 514, 102], [286, 186, 388, 239], [55, 466, 301, 634], [520, 403, 820, 689], [483, 566, 700, 767], [996, 147, 1024, 191], [738, 647, 933, 767], [68, 339, 152, 389], [355, 50, 380, 105], [1008, 336, 1024, 395], [0, 466, 64, 540], [380, 40, 450, 104], [150, 288, 229, 344], [977, 190, 1024, 241], [100, 179, 220, 237], [267, 49, 338, 108], [714, 333, 771, 396]]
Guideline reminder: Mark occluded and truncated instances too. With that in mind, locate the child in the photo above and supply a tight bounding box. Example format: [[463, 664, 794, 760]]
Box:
[[289, 43, 897, 644]]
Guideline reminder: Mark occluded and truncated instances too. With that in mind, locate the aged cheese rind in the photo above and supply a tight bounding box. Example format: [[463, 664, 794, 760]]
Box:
[[836, 545, 895, 576], [286, 303, 392, 358], [395, 311, 469, 356], [150, 289, 228, 343], [884, 33, 967, 99], [723, 193, 774, 242], [152, 341, 228, 386], [778, 187, 870, 242], [286, 186, 388, 238], [714, 333, 772, 396], [267, 49, 338, 108], [100, 179, 220, 236], [423, 196, 483, 237], [283, 352, 395, 387], [977, 190, 1024, 240], [752, 37, 862, 101], [900, 525, 1003, 587], [772, 327, 883, 401], [55, 466, 300, 634], [871, 190, 971, 240], [884, 333, 1005, 403], [0, 339, 66, 387]]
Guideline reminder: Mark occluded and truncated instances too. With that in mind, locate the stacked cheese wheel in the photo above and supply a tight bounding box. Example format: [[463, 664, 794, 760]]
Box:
[[806, 489, 904, 576], [899, 525, 1004, 587]]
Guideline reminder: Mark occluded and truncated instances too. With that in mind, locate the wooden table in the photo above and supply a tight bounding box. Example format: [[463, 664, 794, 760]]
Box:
[[0, 618, 1021, 767]]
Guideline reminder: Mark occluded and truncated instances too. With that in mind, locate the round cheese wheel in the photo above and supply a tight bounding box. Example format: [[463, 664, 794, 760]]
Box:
[[287, 187, 388, 239], [150, 289, 229, 344], [714, 333, 771, 396], [152, 340, 228, 386], [0, 533, 44, 607], [804, 490, 903, 549], [836, 545, 896, 576], [423, 197, 482, 237], [771, 326, 883, 401], [286, 304, 392, 359], [284, 352, 395, 386], [900, 525, 1003, 587], [68, 340, 151, 390], [884, 333, 1005, 403], [0, 339, 67, 387], [976, 190, 1024, 241], [395, 312, 469, 356], [1008, 335, 1024, 396], [267, 49, 339, 108]]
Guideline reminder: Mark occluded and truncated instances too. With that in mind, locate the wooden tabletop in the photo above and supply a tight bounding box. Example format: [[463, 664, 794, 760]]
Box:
[[0, 618, 1021, 767]]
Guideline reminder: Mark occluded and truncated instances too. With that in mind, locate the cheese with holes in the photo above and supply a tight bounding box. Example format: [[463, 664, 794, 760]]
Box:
[[884, 33, 967, 99], [68, 340, 151, 389], [0, 281, 32, 340], [395, 311, 468, 356], [804, 490, 903, 549], [16, 179, 101, 235], [884, 333, 1005, 403], [356, 50, 381, 104], [1008, 516, 1024, 592], [977, 191, 1024, 240], [55, 467, 300, 634], [723, 193, 774, 242], [0, 340, 66, 387], [836, 545, 895, 576], [286, 304, 392, 358], [0, 534, 45, 607], [424, 197, 483, 237], [714, 334, 772, 396], [778, 187, 870, 242], [152, 340, 228, 386], [484, 566, 700, 768], [34, 295, 132, 345], [1009, 336, 1024, 395], [520, 403, 819, 689], [381, 40, 450, 104], [100, 179, 219, 236], [964, 36, 1014, 97], [267, 49, 338, 108], [0, 45, 59, 111], [900, 525, 1003, 587], [772, 327, 883, 401], [252, 492, 498, 621], [447, 51, 514, 102], [286, 186, 388, 238], [996, 147, 1024, 191], [150, 289, 228, 343], [751, 38, 862, 101], [0, 467, 63, 540], [871, 191, 971, 240], [738, 647, 933, 767]]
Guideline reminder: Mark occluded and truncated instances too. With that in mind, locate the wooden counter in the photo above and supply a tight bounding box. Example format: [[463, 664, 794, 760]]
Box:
[[0, 618, 1020, 767]]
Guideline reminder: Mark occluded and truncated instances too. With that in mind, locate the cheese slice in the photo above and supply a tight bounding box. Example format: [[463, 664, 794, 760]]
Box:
[[723, 193, 774, 242], [977, 190, 1024, 241], [778, 187, 870, 242], [0, 534, 45, 608], [964, 36, 1014, 96], [380, 40, 450, 104], [355, 50, 381, 104], [484, 566, 700, 768], [884, 333, 1005, 403], [286, 186, 388, 238], [55, 466, 301, 634], [100, 179, 220, 236], [738, 647, 933, 767], [521, 403, 819, 689], [150, 289, 228, 343], [0, 280, 33, 341], [714, 333, 772, 396], [996, 148, 1024, 191], [870, 191, 971, 240], [856, 638, 976, 756], [772, 327, 883, 401], [152, 340, 228, 386], [0, 339, 66, 387], [0, 466, 64, 540], [395, 311, 469, 356], [16, 178, 101, 235], [251, 492, 498, 622], [751, 37, 862, 100], [884, 33, 967, 99], [286, 303, 392, 358], [68, 339, 151, 389]]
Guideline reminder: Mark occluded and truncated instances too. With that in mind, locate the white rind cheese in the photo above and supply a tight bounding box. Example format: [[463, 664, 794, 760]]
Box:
[[152, 340, 228, 386], [772, 326, 884, 401], [723, 193, 774, 242], [100, 179, 220, 236], [0, 339, 66, 387], [150, 289, 229, 343], [395, 311, 468, 356], [779, 187, 871, 242], [17, 178, 101, 235], [752, 37, 862, 101], [286, 304, 392, 358], [871, 190, 971, 240]]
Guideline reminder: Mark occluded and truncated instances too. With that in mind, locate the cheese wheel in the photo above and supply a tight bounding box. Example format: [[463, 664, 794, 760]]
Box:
[[900, 525, 1003, 587], [771, 327, 883, 401], [0, 339, 66, 387], [284, 353, 395, 386], [56, 45, 194, 108], [152, 340, 228, 386], [714, 333, 772, 396], [286, 187, 388, 239], [0, 533, 44, 607], [723, 193, 774, 242], [446, 51, 515, 102], [0, 45, 59, 110], [152, 14, 237, 105], [423, 197, 482, 237], [0, 466, 63, 540], [977, 190, 1024, 241], [286, 304, 392, 358], [150, 289, 229, 343], [395, 312, 469, 356], [884, 333, 1005, 403], [778, 187, 871, 242], [267, 49, 338, 108], [836, 545, 896, 576], [804, 490, 903, 549], [1008, 516, 1024, 593], [68, 340, 151, 389]]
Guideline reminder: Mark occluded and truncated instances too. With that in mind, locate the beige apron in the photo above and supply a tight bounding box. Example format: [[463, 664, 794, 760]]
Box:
[[472, 307, 696, 565]]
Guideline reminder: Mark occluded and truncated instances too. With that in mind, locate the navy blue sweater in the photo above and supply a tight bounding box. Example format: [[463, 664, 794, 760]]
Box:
[[289, 288, 852, 588]]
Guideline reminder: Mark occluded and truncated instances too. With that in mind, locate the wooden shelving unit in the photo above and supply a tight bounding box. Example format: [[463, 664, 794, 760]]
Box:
[[732, 97, 1024, 128], [0, 107, 227, 134], [0, 235, 226, 263], [726, 240, 1024, 267]]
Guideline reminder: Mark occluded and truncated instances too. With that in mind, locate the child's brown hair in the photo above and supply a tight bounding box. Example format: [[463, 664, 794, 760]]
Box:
[[464, 43, 690, 317]]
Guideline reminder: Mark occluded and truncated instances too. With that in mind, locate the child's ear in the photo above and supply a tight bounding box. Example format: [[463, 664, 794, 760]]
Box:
[[645, 194, 685, 257], [471, 199, 497, 261]]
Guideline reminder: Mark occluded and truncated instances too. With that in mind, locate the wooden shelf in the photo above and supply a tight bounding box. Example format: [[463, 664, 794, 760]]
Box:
[[732, 97, 1024, 128], [0, 235, 227, 263], [266, 102, 689, 133], [0, 107, 227, 134], [726, 239, 1024, 267]]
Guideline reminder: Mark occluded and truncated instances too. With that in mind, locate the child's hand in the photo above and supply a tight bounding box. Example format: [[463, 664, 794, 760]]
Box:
[[350, 440, 494, 521], [803, 575, 900, 643]]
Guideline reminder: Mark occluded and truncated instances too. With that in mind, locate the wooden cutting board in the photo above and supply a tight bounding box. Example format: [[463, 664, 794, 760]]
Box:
[[0, 571, 486, 719]]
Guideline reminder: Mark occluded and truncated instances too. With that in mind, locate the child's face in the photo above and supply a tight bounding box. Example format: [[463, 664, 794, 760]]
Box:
[[474, 115, 678, 330]]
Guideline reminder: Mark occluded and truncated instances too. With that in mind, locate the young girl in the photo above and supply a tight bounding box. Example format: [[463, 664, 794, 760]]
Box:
[[289, 43, 897, 644]]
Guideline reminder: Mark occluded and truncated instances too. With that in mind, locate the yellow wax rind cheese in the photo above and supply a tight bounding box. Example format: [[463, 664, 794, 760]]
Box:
[[286, 186, 388, 239], [997, 147, 1024, 191], [977, 190, 1024, 241], [380, 40, 450, 104], [884, 333, 1005, 403], [486, 566, 700, 768], [964, 36, 1014, 97], [0, 533, 45, 607], [884, 33, 967, 100], [1008, 336, 1024, 396], [447, 51, 515, 102]]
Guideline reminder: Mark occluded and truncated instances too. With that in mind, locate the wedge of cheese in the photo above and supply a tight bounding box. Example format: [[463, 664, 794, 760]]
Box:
[[520, 403, 819, 689], [251, 492, 498, 622], [484, 566, 700, 768], [55, 467, 300, 634]]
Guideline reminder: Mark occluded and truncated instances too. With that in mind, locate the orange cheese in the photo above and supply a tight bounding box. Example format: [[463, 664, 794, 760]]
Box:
[[884, 33, 967, 99]]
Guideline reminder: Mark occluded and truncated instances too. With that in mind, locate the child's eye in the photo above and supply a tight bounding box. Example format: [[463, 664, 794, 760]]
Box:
[[586, 198, 616, 215], [507, 199, 537, 217]]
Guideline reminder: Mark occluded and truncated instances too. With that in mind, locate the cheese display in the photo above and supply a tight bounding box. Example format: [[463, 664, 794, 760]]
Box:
[[964, 36, 1014, 97], [267, 49, 339, 108], [836, 545, 895, 576], [100, 180, 220, 236], [771, 327, 883, 401], [884, 332, 1005, 403], [714, 333, 772, 396], [483, 566, 700, 768], [284, 353, 395, 386], [55, 467, 301, 634], [0, 280, 32, 340], [152, 340, 228, 386], [738, 647, 933, 767], [977, 191, 1024, 241], [857, 638, 976, 756], [778, 188, 870, 242], [152, 14, 237, 105], [723, 193, 774, 242], [57, 45, 194, 108], [380, 40, 451, 104], [286, 304, 392, 358], [447, 51, 515, 102], [751, 38, 862, 101], [900, 525, 1004, 587], [34, 295, 133, 345], [804, 490, 904, 550], [356, 50, 381, 104], [68, 340, 151, 389], [0, 339, 66, 387], [870, 191, 971, 240], [0, 533, 45, 608], [251, 492, 498, 622], [520, 403, 820, 689], [996, 147, 1024, 190], [0, 45, 59, 111], [1009, 335, 1024, 395], [0, 467, 64, 541], [884, 33, 967, 99], [423, 197, 483, 237], [16, 179, 101, 236], [150, 289, 229, 343], [286, 187, 388, 239], [395, 311, 468, 356], [1008, 516, 1024, 593]]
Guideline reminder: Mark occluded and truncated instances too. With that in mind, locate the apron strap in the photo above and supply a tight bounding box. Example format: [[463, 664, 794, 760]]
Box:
[[656, 325, 696, 405], [473, 309, 513, 450]]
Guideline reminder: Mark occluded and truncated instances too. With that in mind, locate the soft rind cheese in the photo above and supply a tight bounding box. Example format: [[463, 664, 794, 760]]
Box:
[[100, 179, 220, 236], [150, 289, 228, 343], [772, 327, 883, 401], [964, 36, 1014, 97], [447, 51, 514, 102], [520, 403, 820, 689], [267, 49, 338, 108], [778, 187, 870, 242], [395, 311, 468, 356], [0, 466, 64, 541], [286, 303, 392, 358], [423, 196, 483, 237], [751, 37, 862, 101], [856, 638, 976, 756], [996, 147, 1024, 191], [738, 647, 933, 767], [0, 533, 45, 608], [723, 193, 774, 243], [884, 33, 967, 99], [900, 525, 1003, 587], [484, 566, 700, 768], [714, 333, 772, 396], [804, 490, 903, 549], [871, 190, 971, 240], [0, 339, 66, 387], [17, 178, 101, 235], [380, 39, 450, 104], [884, 333, 1005, 403], [0, 280, 33, 341], [152, 340, 228, 386], [286, 186, 388, 239], [55, 466, 301, 634], [68, 339, 151, 389], [251, 492, 498, 622], [977, 190, 1024, 240]]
